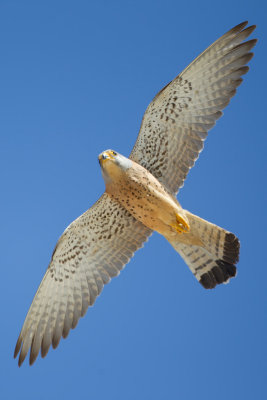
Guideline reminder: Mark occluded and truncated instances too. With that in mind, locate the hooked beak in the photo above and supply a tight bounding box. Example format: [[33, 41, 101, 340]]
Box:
[[98, 150, 115, 165]]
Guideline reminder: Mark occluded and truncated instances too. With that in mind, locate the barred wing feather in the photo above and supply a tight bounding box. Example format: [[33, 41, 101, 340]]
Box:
[[130, 22, 256, 194], [14, 193, 151, 366]]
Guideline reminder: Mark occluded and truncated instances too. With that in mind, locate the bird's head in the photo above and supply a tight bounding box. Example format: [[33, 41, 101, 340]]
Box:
[[98, 149, 132, 183]]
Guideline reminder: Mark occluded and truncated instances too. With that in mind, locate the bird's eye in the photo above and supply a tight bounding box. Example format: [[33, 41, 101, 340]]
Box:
[[112, 151, 117, 156]]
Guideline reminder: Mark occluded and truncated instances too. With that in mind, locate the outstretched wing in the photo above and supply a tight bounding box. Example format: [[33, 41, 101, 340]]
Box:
[[14, 193, 152, 366], [130, 22, 256, 194]]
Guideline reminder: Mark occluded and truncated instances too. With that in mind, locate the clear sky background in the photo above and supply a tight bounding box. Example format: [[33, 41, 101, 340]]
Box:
[[1, 1, 266, 399]]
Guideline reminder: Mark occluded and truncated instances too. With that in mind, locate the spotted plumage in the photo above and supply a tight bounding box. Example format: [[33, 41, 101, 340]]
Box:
[[14, 22, 256, 366]]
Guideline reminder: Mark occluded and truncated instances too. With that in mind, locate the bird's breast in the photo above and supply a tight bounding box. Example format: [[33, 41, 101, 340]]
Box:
[[105, 169, 181, 235]]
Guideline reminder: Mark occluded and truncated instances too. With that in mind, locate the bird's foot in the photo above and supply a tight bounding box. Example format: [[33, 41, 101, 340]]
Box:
[[171, 213, 190, 234]]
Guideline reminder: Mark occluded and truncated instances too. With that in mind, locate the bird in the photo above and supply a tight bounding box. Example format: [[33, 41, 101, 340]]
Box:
[[14, 21, 256, 366]]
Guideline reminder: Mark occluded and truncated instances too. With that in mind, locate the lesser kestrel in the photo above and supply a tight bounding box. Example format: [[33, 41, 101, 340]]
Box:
[[14, 21, 256, 366]]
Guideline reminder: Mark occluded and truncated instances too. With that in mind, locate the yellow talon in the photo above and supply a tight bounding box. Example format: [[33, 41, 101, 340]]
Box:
[[172, 213, 190, 234]]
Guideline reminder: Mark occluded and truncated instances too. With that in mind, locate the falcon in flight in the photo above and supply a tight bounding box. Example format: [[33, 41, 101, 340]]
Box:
[[14, 21, 257, 366]]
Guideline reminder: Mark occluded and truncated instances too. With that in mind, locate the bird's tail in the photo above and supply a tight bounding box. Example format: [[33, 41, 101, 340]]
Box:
[[166, 211, 240, 289]]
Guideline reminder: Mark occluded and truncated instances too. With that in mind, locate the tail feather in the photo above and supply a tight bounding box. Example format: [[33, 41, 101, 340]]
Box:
[[168, 211, 240, 289]]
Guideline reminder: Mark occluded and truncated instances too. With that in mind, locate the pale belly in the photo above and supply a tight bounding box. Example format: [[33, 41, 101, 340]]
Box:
[[107, 176, 183, 236]]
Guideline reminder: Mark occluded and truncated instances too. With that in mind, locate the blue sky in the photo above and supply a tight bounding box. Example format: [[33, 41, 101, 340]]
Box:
[[1, 0, 266, 399]]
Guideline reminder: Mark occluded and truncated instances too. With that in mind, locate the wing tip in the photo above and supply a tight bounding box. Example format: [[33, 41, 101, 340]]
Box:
[[233, 21, 248, 31], [29, 351, 38, 366], [230, 21, 256, 35], [226, 21, 248, 37], [245, 24, 257, 34], [14, 336, 22, 359], [18, 350, 27, 367]]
